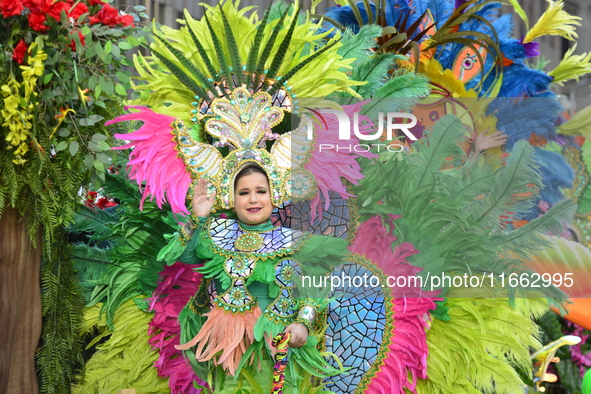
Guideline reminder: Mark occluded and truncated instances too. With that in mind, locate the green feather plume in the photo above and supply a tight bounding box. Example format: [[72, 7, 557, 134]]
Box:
[[72, 300, 169, 393]]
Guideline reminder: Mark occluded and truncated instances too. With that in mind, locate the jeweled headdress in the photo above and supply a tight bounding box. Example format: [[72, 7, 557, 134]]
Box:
[[109, 1, 370, 215]]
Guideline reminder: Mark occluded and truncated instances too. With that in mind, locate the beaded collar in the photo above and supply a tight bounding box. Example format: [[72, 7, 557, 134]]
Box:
[[208, 217, 303, 256]]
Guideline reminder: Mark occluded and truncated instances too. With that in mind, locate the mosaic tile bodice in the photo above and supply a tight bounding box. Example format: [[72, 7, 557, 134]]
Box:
[[206, 218, 304, 324]]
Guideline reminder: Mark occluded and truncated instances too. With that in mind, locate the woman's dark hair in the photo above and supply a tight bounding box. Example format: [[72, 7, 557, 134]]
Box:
[[233, 164, 269, 191]]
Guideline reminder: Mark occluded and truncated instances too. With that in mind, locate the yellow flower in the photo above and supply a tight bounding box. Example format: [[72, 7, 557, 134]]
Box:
[[50, 106, 76, 138], [1, 46, 46, 164]]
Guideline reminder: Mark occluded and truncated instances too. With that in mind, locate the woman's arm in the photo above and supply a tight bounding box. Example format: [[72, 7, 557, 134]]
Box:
[[158, 179, 216, 265]]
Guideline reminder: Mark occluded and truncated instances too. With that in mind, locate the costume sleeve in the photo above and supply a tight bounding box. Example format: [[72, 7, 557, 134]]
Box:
[[292, 235, 349, 331], [157, 216, 208, 265]]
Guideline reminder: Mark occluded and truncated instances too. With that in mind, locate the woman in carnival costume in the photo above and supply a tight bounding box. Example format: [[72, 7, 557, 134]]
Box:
[[71, 1, 582, 393]]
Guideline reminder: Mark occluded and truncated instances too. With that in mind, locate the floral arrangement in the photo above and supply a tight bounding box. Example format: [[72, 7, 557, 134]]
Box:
[[0, 1, 148, 392], [0, 0, 148, 174]]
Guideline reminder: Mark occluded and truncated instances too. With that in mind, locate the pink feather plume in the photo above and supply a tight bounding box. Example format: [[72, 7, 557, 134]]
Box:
[[108, 106, 192, 214], [147, 262, 206, 393], [306, 102, 378, 220], [350, 215, 437, 393]]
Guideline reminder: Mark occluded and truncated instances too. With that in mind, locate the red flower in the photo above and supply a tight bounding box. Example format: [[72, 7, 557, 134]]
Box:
[[28, 12, 49, 32], [68, 30, 85, 51], [69, 2, 87, 20], [116, 13, 133, 27], [0, 0, 24, 17], [48, 0, 70, 21], [22, 0, 50, 13], [12, 39, 27, 64], [89, 3, 118, 25], [87, 0, 103, 5]]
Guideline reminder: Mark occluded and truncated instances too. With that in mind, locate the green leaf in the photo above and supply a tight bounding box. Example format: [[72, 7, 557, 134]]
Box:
[[85, 43, 95, 59], [118, 41, 132, 50], [56, 141, 68, 151], [81, 26, 91, 36], [111, 43, 121, 58], [43, 73, 53, 84], [93, 159, 105, 172], [104, 40, 112, 54], [95, 41, 104, 58], [105, 80, 114, 96], [115, 84, 126, 96], [126, 35, 139, 46], [84, 153, 94, 169], [80, 115, 105, 127], [96, 152, 110, 162], [97, 141, 110, 151], [63, 69, 72, 82], [92, 133, 108, 142], [69, 141, 79, 156], [95, 83, 102, 98], [104, 28, 124, 37], [133, 5, 146, 11], [96, 169, 106, 181], [58, 128, 71, 137], [115, 71, 129, 84]]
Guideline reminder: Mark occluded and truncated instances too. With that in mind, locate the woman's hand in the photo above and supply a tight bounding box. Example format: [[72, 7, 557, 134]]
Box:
[[474, 130, 507, 155], [192, 178, 216, 218], [284, 323, 308, 348]]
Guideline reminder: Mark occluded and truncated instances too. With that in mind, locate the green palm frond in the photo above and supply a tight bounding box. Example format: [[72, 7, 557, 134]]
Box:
[[69, 205, 118, 242]]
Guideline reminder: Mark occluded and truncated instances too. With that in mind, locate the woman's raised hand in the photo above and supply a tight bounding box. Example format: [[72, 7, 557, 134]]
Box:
[[192, 178, 216, 218]]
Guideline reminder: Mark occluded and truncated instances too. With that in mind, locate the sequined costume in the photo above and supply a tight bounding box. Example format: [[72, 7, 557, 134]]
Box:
[[172, 216, 347, 392]]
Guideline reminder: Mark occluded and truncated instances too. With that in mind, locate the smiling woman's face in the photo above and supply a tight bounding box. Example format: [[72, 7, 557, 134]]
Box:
[[234, 171, 273, 226]]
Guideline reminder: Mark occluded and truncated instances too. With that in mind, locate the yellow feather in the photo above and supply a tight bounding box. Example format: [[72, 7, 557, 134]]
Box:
[[132, 0, 363, 119], [558, 105, 591, 139], [419, 58, 477, 99], [548, 44, 591, 86], [523, 0, 581, 43]]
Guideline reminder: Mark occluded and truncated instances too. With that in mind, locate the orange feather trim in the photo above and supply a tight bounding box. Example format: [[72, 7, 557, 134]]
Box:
[[175, 305, 262, 375]]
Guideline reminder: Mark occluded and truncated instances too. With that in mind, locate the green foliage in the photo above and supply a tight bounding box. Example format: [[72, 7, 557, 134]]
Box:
[[69, 171, 177, 329], [351, 114, 574, 299], [36, 234, 86, 394], [0, 4, 152, 393]]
